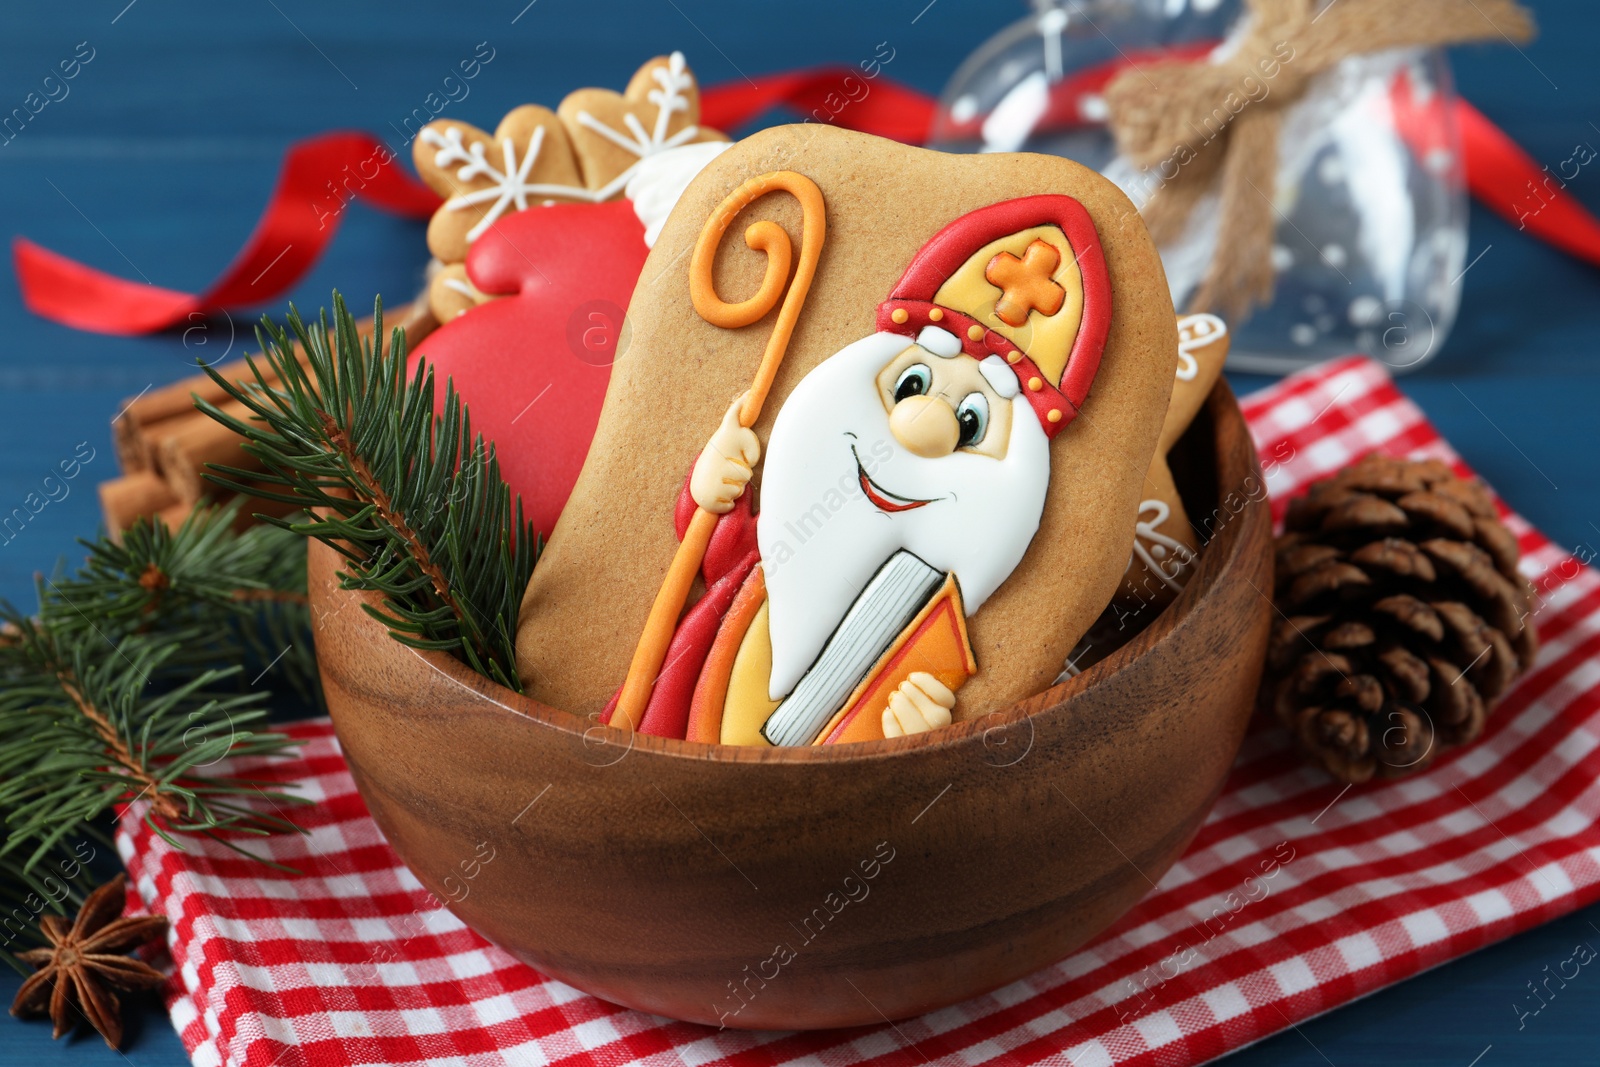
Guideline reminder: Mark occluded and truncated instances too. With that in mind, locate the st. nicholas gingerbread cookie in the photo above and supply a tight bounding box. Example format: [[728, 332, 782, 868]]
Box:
[[515, 125, 1178, 743]]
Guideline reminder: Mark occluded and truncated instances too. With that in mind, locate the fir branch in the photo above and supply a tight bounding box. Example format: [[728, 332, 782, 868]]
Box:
[[318, 412, 474, 637], [197, 293, 537, 692], [54, 670, 164, 816], [0, 505, 318, 905], [42, 502, 320, 703], [0, 611, 304, 876]]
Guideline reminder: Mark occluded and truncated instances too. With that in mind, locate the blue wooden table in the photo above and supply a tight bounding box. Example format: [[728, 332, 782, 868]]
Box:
[[2, 0, 1596, 1062]]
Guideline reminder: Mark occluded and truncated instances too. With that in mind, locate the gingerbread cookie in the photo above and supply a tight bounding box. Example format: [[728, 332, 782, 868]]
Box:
[[515, 125, 1178, 742], [411, 52, 726, 322], [1115, 313, 1230, 614], [558, 53, 724, 195]]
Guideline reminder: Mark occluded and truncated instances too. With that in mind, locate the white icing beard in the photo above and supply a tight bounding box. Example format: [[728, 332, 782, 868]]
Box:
[[757, 332, 1051, 701]]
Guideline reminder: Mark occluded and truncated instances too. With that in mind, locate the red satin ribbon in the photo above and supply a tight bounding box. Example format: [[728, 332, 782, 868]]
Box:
[[14, 67, 1599, 336], [700, 66, 939, 144], [1455, 99, 1600, 264], [13, 132, 440, 334]]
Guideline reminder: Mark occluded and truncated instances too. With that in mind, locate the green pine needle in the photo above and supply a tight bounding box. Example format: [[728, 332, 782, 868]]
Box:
[[196, 293, 538, 693], [0, 501, 320, 953], [44, 501, 320, 703], [0, 609, 306, 874]]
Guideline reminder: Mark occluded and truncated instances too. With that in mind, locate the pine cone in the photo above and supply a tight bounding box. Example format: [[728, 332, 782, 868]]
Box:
[[1264, 454, 1538, 783]]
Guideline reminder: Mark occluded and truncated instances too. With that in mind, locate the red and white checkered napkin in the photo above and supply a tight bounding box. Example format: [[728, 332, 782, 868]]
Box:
[[119, 356, 1600, 1067]]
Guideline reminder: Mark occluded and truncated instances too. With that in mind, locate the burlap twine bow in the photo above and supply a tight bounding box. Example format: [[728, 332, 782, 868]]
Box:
[[1103, 0, 1534, 321]]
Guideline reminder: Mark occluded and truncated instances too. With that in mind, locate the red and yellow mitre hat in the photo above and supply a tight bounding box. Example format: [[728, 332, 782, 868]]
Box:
[[875, 195, 1112, 440]]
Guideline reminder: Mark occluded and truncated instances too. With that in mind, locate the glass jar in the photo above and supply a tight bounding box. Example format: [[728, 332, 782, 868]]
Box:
[[928, 0, 1467, 373]]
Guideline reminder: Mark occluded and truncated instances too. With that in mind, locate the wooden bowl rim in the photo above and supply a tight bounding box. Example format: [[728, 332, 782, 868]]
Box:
[[314, 380, 1262, 766]]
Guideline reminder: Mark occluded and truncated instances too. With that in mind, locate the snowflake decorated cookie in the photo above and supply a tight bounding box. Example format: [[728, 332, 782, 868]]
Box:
[[411, 52, 727, 322], [558, 53, 725, 198]]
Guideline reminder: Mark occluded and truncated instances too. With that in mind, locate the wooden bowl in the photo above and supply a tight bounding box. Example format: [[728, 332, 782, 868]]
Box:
[[311, 381, 1273, 1030]]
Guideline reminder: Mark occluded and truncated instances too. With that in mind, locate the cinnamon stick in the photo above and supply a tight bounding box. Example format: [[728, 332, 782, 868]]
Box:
[[113, 300, 435, 476], [100, 471, 179, 542], [113, 356, 285, 474], [395, 300, 439, 348], [158, 402, 265, 504], [102, 298, 439, 534], [103, 474, 301, 539]]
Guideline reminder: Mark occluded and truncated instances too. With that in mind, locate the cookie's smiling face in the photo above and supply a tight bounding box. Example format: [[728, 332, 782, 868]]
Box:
[[756, 331, 1050, 699], [874, 342, 1015, 463]]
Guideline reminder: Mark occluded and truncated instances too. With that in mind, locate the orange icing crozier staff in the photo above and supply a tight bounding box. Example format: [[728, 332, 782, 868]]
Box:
[[612, 171, 825, 732], [611, 189, 1112, 746]]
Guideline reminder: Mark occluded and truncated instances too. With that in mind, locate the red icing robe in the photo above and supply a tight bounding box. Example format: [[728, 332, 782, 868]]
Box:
[[605, 469, 976, 746], [602, 470, 758, 738]]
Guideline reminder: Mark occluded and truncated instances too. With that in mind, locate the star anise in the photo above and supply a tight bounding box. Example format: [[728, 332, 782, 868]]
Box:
[[9, 873, 168, 1049]]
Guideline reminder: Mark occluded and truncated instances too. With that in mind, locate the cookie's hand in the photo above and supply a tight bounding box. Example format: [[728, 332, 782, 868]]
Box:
[[882, 672, 956, 738], [690, 393, 761, 514]]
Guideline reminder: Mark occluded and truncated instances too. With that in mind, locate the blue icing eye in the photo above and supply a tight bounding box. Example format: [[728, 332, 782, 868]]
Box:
[[894, 363, 932, 403], [956, 392, 989, 448]]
